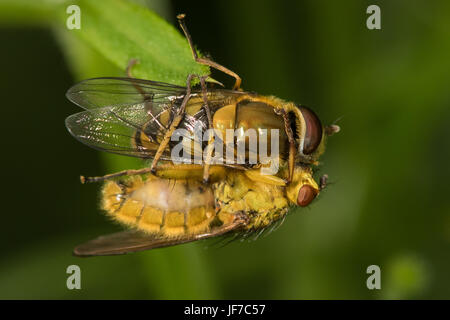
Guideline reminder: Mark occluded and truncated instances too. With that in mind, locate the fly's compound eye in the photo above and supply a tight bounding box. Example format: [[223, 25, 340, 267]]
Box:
[[297, 184, 318, 207], [299, 106, 323, 154]]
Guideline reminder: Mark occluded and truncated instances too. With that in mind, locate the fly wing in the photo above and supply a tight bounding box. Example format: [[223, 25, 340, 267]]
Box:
[[65, 77, 189, 158], [73, 230, 192, 256], [65, 77, 248, 161], [66, 77, 187, 110], [65, 103, 172, 159], [66, 77, 244, 109], [73, 218, 246, 257]]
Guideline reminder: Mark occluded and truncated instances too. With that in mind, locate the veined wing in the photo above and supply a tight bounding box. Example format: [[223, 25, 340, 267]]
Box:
[[65, 77, 246, 159], [66, 77, 187, 109], [66, 77, 244, 109], [65, 103, 173, 158], [73, 217, 246, 256]]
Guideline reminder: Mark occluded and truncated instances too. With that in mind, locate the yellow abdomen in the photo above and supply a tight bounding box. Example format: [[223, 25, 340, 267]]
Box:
[[102, 175, 216, 237]]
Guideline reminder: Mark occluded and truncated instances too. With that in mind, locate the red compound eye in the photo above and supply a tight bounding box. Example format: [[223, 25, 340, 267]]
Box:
[[299, 106, 323, 154], [297, 185, 318, 207]]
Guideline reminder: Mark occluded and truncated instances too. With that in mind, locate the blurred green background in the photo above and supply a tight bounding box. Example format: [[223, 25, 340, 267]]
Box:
[[0, 0, 449, 299]]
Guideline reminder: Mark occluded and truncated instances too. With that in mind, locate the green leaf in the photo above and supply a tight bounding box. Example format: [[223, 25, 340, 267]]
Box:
[[0, 0, 57, 26], [0, 0, 217, 299], [65, 0, 209, 84], [0, 0, 209, 84], [54, 1, 216, 299]]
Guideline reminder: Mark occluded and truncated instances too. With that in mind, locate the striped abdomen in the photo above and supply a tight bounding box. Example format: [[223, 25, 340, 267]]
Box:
[[102, 175, 216, 237]]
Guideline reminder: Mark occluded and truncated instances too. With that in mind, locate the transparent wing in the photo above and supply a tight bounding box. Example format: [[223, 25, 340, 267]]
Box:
[[65, 77, 247, 159], [66, 77, 187, 110], [73, 220, 245, 256], [65, 103, 171, 158], [73, 230, 197, 256], [66, 77, 244, 109]]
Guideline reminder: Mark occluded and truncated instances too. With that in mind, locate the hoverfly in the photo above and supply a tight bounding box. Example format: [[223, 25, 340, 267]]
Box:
[[66, 14, 339, 256]]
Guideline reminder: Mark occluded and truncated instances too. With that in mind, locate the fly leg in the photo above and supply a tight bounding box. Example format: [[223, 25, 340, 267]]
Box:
[[177, 13, 242, 91], [200, 75, 215, 183], [244, 169, 287, 186], [277, 109, 295, 183], [80, 168, 152, 184], [150, 74, 195, 173], [126, 58, 155, 103], [126, 58, 139, 78], [125, 59, 146, 95], [126, 59, 163, 135], [78, 59, 154, 185], [81, 163, 228, 184], [152, 163, 227, 182]]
